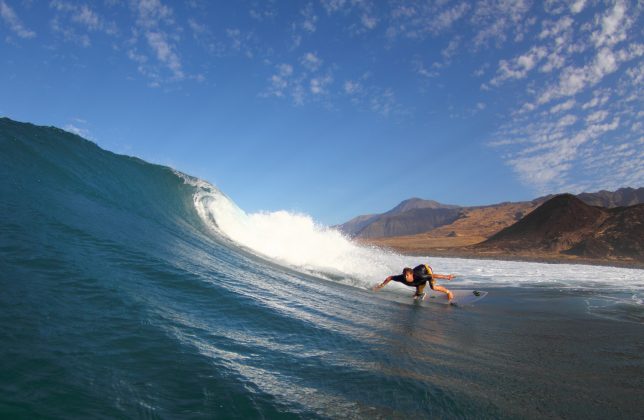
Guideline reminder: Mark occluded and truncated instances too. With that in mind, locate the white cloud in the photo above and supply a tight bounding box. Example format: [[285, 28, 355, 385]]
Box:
[[549, 99, 575, 114], [48, 1, 118, 47], [556, 114, 577, 127], [320, 0, 347, 14], [361, 14, 377, 30], [386, 1, 470, 40], [441, 36, 460, 61], [432, 2, 469, 33], [586, 110, 608, 123], [369, 88, 396, 117], [278, 63, 293, 77], [491, 85, 635, 193], [471, 0, 532, 48], [50, 16, 91, 47], [263, 62, 334, 105], [539, 16, 573, 39], [0, 0, 36, 39], [537, 47, 623, 105], [343, 80, 361, 95], [128, 0, 186, 82], [301, 3, 317, 33], [134, 0, 173, 29], [310, 74, 333, 95], [504, 117, 621, 190], [301, 52, 322, 71], [581, 90, 610, 109], [591, 0, 630, 48], [226, 28, 242, 51], [491, 46, 547, 85], [263, 63, 295, 98], [570, 0, 587, 14], [146, 31, 183, 79], [73, 5, 101, 31], [414, 59, 439, 79]]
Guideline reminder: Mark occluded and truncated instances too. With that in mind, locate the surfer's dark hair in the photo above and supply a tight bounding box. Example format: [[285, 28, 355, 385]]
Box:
[[402, 267, 413, 275]]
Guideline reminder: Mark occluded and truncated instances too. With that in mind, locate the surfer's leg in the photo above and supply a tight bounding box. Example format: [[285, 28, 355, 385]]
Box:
[[414, 283, 426, 300], [429, 280, 454, 300]]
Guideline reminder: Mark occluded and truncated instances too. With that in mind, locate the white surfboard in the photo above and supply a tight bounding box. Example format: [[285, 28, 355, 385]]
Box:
[[422, 289, 488, 306]]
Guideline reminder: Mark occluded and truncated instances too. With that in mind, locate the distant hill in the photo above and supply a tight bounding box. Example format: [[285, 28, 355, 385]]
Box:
[[353, 207, 463, 239], [576, 187, 644, 208], [475, 194, 644, 263], [338, 214, 380, 237], [383, 197, 460, 215], [337, 198, 462, 238]]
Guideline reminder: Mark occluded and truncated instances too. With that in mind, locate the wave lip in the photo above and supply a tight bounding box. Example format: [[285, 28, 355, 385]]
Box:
[[188, 177, 401, 285]]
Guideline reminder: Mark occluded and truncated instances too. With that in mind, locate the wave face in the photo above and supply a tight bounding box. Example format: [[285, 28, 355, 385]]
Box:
[[1, 118, 643, 418]]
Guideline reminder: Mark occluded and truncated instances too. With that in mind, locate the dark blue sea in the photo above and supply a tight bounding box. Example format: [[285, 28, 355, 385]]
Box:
[[1, 118, 643, 419]]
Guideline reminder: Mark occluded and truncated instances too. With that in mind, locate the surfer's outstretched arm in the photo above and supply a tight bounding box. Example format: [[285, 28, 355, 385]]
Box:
[[372, 276, 393, 291]]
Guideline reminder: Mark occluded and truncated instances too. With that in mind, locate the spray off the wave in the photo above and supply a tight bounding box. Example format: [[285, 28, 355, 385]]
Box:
[[189, 176, 402, 284]]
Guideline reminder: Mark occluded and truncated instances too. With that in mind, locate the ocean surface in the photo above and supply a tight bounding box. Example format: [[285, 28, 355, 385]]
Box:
[[1, 118, 643, 419]]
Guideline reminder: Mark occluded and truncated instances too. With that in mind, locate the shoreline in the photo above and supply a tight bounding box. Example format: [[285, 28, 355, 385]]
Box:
[[366, 244, 644, 270]]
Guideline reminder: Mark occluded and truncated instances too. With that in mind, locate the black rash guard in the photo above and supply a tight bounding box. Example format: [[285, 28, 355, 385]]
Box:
[[391, 265, 435, 288], [391, 264, 436, 290]]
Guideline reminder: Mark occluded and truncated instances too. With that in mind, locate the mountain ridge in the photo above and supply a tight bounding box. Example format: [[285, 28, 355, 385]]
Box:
[[338, 187, 644, 239], [359, 193, 644, 267]]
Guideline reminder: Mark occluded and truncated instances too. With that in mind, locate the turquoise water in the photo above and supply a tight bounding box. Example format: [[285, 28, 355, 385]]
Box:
[[1, 118, 643, 418]]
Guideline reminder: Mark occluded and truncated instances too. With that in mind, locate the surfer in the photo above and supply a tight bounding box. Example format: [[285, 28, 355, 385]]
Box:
[[372, 264, 455, 301]]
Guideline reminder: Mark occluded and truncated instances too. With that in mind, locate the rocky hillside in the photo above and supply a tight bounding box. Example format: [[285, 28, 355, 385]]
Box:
[[475, 194, 644, 263]]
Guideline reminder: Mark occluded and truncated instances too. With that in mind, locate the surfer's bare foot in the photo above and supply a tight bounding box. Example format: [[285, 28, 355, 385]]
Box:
[[447, 292, 454, 301]]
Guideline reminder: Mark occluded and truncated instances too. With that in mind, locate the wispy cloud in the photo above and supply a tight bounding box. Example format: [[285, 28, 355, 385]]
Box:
[[549, 99, 575, 114], [300, 3, 318, 33], [484, 0, 643, 193], [300, 52, 322, 71], [49, 1, 118, 47], [128, 0, 185, 84], [262, 55, 336, 106], [471, 0, 532, 48], [387, 1, 470, 40], [491, 46, 547, 85], [0, 0, 36, 39], [263, 63, 294, 99]]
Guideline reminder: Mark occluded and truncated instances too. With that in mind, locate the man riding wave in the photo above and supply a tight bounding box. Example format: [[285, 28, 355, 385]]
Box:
[[373, 264, 455, 301]]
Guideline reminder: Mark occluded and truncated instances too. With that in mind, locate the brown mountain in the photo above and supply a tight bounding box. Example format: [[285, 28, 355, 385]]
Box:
[[576, 187, 644, 207], [363, 201, 541, 250], [337, 198, 461, 238], [339, 188, 644, 240], [356, 191, 644, 267], [535, 187, 644, 208], [475, 194, 644, 263], [355, 207, 463, 238]]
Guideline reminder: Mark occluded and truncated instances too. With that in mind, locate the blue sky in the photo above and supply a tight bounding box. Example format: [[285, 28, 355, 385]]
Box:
[[1, 0, 642, 225]]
